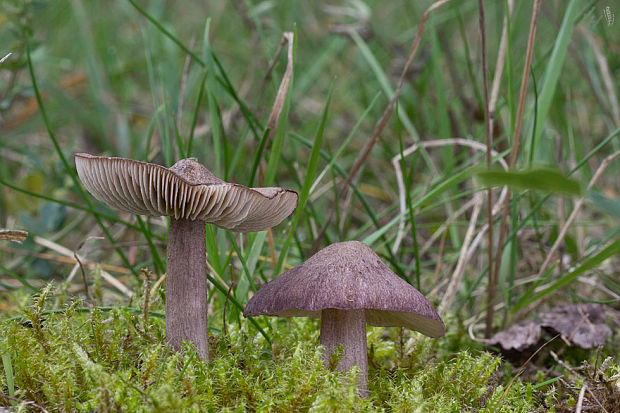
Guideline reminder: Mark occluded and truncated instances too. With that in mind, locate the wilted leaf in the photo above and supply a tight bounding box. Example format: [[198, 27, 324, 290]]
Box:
[[477, 168, 581, 195], [540, 304, 612, 349], [488, 320, 542, 352]]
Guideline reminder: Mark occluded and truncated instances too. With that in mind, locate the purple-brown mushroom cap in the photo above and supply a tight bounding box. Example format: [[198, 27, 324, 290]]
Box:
[[74, 153, 298, 232], [244, 241, 445, 338]]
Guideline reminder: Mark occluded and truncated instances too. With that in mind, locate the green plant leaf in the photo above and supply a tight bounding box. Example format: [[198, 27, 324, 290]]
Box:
[[476, 168, 581, 195]]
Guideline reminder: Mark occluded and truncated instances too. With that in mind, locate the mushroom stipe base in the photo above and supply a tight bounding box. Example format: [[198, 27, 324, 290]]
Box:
[[320, 308, 369, 397], [166, 217, 209, 360]]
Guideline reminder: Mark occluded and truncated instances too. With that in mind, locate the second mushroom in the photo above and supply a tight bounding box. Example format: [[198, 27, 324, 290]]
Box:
[[75, 153, 298, 360], [244, 241, 444, 396]]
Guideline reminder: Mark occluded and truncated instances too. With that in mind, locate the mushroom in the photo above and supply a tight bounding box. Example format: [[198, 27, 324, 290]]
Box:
[[244, 240, 444, 396], [75, 153, 298, 360]]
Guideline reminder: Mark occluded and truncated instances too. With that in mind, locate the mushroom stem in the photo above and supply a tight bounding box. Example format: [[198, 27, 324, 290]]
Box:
[[166, 218, 209, 360], [320, 308, 368, 397]]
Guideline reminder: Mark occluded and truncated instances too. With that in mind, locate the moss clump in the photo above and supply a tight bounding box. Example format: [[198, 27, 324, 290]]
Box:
[[0, 290, 540, 412]]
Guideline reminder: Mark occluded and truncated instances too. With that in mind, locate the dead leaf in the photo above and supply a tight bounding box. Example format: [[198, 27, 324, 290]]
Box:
[[488, 320, 542, 352], [540, 304, 612, 349]]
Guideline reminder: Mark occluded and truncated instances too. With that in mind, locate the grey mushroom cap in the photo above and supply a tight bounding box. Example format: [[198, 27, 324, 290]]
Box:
[[244, 241, 445, 338], [75, 153, 298, 232]]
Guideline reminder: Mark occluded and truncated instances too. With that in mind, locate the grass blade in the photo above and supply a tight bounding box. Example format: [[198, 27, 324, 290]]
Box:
[[0, 263, 38, 292], [187, 71, 208, 156], [527, 0, 580, 160], [203, 19, 223, 176], [2, 353, 15, 402], [309, 92, 380, 195], [511, 237, 620, 313], [477, 168, 582, 195], [275, 86, 333, 275], [396, 104, 421, 289]]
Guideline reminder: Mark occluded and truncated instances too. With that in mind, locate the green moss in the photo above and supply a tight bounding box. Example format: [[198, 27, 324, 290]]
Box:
[[0, 290, 542, 411]]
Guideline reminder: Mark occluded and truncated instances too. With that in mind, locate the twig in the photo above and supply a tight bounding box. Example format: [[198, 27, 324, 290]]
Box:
[[577, 276, 620, 301], [257, 34, 287, 114], [206, 259, 232, 292], [501, 333, 559, 399], [74, 250, 93, 304], [468, 318, 489, 344], [0, 245, 129, 275], [550, 350, 581, 376], [150, 272, 166, 297], [222, 281, 235, 339], [586, 386, 609, 413], [556, 136, 565, 274], [267, 228, 277, 272], [491, 0, 542, 337], [141, 268, 152, 329], [33, 236, 133, 297], [575, 384, 587, 413], [0, 52, 11, 64], [0, 229, 28, 243]]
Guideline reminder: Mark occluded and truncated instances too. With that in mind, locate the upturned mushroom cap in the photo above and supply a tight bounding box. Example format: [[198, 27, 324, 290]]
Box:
[[74, 153, 298, 232], [244, 241, 445, 338]]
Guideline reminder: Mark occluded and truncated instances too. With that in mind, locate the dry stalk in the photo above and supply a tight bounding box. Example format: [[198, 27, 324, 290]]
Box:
[[253, 32, 295, 269], [0, 52, 12, 64], [222, 280, 235, 339], [500, 333, 560, 400], [478, 0, 495, 340], [490, 0, 542, 337], [440, 192, 483, 313], [576, 384, 587, 413], [0, 229, 28, 242], [33, 236, 133, 297], [263, 32, 294, 151], [0, 245, 128, 275], [489, 0, 515, 118]]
